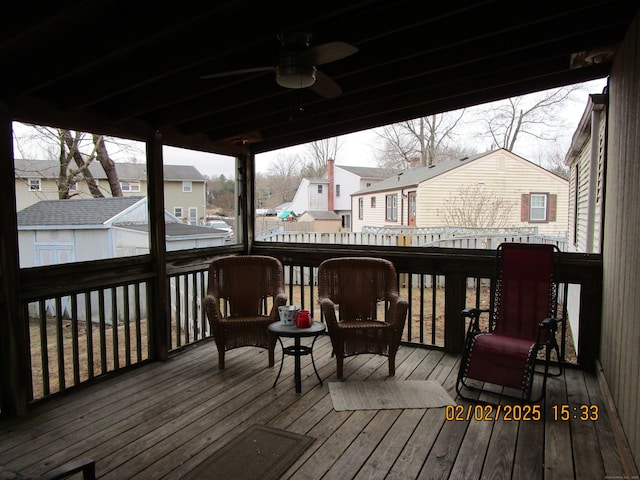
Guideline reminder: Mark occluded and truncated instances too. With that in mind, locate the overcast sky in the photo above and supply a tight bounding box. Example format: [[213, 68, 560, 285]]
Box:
[[13, 78, 607, 180]]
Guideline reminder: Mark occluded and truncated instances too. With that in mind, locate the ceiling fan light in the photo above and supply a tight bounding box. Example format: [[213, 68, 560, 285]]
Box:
[[276, 65, 316, 89]]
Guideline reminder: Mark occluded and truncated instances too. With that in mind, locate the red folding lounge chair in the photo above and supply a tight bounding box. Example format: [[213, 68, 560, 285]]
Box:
[[456, 243, 562, 403]]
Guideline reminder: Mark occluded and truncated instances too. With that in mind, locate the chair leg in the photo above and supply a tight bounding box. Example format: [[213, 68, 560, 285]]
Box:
[[388, 352, 396, 376], [218, 350, 225, 370], [336, 356, 344, 379], [268, 346, 275, 367]]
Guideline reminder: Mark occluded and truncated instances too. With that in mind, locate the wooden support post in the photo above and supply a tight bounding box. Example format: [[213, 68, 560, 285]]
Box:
[[578, 273, 602, 372], [147, 131, 169, 361], [444, 273, 467, 353], [0, 104, 31, 415]]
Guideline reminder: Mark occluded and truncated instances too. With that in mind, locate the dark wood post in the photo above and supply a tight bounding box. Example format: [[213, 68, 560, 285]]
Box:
[[0, 104, 31, 415], [147, 131, 169, 361], [577, 272, 602, 372], [444, 273, 467, 353]]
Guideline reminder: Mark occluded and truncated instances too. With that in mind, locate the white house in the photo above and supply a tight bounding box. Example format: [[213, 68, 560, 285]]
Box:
[[285, 159, 399, 229]]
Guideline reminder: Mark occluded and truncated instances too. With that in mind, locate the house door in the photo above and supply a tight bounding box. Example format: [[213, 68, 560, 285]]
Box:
[[408, 192, 417, 226]]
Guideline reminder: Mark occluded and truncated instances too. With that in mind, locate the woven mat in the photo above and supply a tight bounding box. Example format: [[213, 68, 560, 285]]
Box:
[[329, 380, 456, 411], [184, 425, 314, 480]]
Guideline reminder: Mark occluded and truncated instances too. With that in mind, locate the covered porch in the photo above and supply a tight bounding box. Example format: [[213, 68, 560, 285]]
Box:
[[2, 2, 640, 478]]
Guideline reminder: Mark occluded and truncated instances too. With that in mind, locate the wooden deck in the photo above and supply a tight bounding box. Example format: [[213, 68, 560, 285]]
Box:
[[0, 335, 636, 480]]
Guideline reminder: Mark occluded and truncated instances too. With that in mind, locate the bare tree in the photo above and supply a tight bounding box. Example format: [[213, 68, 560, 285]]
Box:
[[266, 153, 302, 203], [14, 123, 127, 198], [300, 137, 342, 177], [474, 86, 581, 153], [438, 184, 514, 228], [375, 111, 467, 168]]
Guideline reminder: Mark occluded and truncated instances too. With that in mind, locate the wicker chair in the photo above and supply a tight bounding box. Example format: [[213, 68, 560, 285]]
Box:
[[204, 255, 287, 370], [318, 257, 408, 379]]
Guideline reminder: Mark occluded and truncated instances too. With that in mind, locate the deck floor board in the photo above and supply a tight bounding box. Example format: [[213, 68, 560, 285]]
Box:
[[0, 336, 636, 480]]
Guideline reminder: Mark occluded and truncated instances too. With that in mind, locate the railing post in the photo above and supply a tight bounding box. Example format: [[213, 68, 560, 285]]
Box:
[[444, 273, 467, 353], [577, 273, 602, 372], [147, 131, 169, 361], [0, 103, 31, 415]]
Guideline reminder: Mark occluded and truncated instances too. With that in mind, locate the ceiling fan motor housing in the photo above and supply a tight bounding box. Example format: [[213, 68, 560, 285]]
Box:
[[276, 33, 317, 89]]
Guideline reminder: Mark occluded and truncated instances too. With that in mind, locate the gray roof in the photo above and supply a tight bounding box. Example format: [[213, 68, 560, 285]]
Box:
[[352, 151, 498, 195], [119, 223, 224, 237], [14, 159, 206, 181], [300, 210, 341, 220], [17, 196, 144, 226], [336, 165, 401, 179]]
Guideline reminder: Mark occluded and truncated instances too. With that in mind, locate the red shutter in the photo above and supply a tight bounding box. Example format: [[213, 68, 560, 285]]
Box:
[[548, 194, 557, 222], [521, 194, 529, 222]]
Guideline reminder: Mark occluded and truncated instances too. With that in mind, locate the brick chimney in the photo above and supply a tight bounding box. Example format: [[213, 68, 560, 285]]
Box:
[[409, 156, 420, 168], [328, 158, 334, 211]]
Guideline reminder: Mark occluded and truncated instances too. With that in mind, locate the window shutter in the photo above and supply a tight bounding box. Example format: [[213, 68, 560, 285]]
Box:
[[548, 194, 557, 222], [521, 194, 529, 221]]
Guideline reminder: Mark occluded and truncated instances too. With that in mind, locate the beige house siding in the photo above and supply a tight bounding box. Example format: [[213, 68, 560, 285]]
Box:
[[163, 180, 206, 225], [14, 160, 206, 225], [416, 150, 568, 236]]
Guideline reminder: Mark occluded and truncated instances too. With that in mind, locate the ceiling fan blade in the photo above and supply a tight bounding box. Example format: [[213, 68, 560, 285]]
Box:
[[299, 41, 358, 66], [201, 66, 274, 80], [310, 70, 342, 98]]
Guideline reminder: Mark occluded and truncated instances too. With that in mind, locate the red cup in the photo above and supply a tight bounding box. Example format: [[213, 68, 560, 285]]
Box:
[[296, 310, 311, 328]]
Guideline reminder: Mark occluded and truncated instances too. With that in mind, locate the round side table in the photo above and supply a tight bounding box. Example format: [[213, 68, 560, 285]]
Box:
[[268, 321, 325, 393]]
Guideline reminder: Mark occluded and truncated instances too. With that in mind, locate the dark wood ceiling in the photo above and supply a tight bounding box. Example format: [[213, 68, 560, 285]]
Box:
[[2, 1, 637, 157]]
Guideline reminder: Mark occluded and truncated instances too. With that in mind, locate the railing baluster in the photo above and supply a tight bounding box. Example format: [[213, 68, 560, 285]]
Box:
[[38, 299, 49, 397], [135, 283, 142, 363], [55, 296, 65, 391], [98, 289, 107, 375], [111, 287, 119, 371], [85, 292, 94, 380], [123, 284, 131, 366], [71, 294, 80, 386]]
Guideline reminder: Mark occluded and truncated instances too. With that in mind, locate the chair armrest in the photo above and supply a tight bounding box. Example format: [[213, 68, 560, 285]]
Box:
[[319, 297, 338, 328], [461, 308, 490, 332], [387, 294, 408, 327], [540, 317, 562, 330], [203, 294, 224, 325], [461, 308, 490, 317], [269, 292, 288, 321]]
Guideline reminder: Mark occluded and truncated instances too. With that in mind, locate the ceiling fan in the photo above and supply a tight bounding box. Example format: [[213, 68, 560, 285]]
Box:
[[201, 32, 358, 98]]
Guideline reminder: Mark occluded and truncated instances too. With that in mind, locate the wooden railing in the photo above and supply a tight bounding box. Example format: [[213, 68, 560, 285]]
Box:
[[13, 244, 602, 407]]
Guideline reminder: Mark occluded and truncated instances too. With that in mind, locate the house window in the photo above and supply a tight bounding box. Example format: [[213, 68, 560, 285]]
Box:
[[521, 192, 556, 223], [336, 184, 340, 197], [371, 197, 376, 208], [120, 180, 140, 192], [182, 181, 192, 193], [28, 178, 41, 191], [317, 185, 323, 194], [530, 194, 547, 221], [174, 207, 183, 219], [69, 182, 78, 192], [385, 194, 397, 221], [358, 198, 364, 219]]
